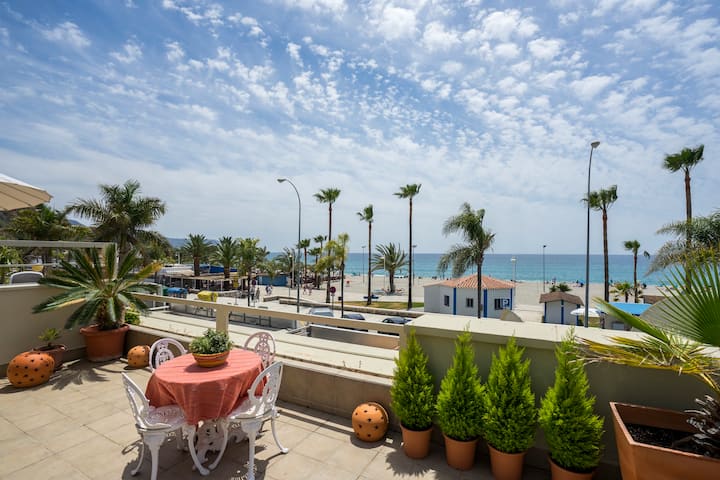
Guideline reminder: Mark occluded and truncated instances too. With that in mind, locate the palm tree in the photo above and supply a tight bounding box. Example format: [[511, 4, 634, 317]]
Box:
[[237, 238, 268, 305], [437, 203, 495, 318], [212, 236, 239, 279], [312, 235, 326, 288], [299, 238, 311, 284], [314, 188, 341, 302], [549, 282, 571, 293], [182, 234, 213, 277], [395, 184, 421, 310], [650, 210, 720, 274], [610, 281, 634, 302], [68, 179, 166, 261], [372, 243, 408, 294], [317, 233, 349, 315], [663, 145, 705, 250], [357, 204, 374, 305], [623, 240, 643, 302], [585, 185, 618, 302]]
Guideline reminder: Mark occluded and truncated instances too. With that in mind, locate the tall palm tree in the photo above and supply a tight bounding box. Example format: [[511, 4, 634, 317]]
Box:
[[299, 238, 311, 284], [317, 233, 350, 315], [212, 236, 239, 279], [312, 235, 326, 288], [395, 184, 421, 310], [610, 281, 634, 302], [68, 179, 166, 261], [586, 185, 618, 302], [650, 210, 720, 273], [357, 204, 374, 305], [182, 234, 213, 277], [663, 145, 705, 251], [437, 203, 495, 318], [372, 243, 408, 294], [314, 188, 341, 302], [237, 238, 267, 305], [623, 240, 642, 302]]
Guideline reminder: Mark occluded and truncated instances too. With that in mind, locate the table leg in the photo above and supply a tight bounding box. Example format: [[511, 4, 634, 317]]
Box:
[[182, 424, 210, 476], [208, 417, 229, 470]]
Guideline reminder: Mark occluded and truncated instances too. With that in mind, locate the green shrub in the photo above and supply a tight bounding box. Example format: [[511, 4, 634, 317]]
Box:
[[436, 330, 484, 441], [390, 329, 435, 430], [483, 336, 537, 453], [124, 308, 141, 325], [189, 329, 233, 354], [539, 335, 603, 472]]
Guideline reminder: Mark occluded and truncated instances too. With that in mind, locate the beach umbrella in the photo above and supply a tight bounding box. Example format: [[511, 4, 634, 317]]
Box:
[[0, 173, 52, 211], [570, 307, 602, 318]]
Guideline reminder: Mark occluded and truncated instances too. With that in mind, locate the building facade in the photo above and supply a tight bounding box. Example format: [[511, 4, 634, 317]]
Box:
[[423, 274, 514, 318]]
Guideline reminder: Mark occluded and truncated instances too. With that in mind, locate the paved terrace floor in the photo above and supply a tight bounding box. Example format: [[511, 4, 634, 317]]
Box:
[[0, 358, 548, 480]]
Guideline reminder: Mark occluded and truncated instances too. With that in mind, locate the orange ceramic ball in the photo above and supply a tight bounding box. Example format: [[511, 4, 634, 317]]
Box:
[[352, 402, 389, 442], [8, 351, 55, 388], [127, 345, 150, 368]]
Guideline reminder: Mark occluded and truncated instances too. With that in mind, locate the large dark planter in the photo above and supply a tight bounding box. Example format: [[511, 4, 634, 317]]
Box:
[[442, 434, 478, 471], [610, 402, 720, 480], [32, 344, 67, 370], [400, 424, 432, 459], [488, 444, 526, 480], [79, 324, 129, 362]]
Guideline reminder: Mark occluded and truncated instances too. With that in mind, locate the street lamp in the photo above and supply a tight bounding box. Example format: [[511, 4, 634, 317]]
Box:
[[277, 178, 301, 313], [511, 256, 517, 283], [585, 141, 600, 327], [361, 245, 366, 284], [542, 245, 547, 292], [412, 244, 417, 285]]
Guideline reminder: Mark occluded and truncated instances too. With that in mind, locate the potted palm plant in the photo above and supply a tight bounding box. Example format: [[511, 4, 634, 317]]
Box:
[[32, 327, 67, 370], [189, 328, 233, 367], [435, 330, 485, 470], [482, 336, 537, 480], [580, 261, 720, 479], [33, 244, 161, 362], [390, 328, 435, 459], [539, 334, 603, 479]]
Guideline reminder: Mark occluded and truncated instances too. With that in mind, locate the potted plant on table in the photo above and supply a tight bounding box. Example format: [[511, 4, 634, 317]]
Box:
[[482, 336, 537, 480], [190, 328, 234, 367], [435, 330, 485, 470], [32, 327, 67, 370], [580, 261, 720, 480], [390, 328, 435, 459], [33, 244, 161, 362], [539, 334, 603, 480]]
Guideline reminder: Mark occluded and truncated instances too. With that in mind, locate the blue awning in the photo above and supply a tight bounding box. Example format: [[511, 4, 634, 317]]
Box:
[[609, 302, 651, 316]]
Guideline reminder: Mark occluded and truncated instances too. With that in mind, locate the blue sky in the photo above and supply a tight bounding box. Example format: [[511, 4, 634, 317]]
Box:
[[1, 1, 718, 255]]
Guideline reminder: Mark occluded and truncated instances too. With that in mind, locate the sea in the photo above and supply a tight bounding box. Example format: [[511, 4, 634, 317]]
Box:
[[332, 253, 668, 286]]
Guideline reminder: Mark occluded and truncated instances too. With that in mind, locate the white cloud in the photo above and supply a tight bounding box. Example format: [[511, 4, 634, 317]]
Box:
[[570, 75, 617, 98], [527, 37, 564, 61], [422, 21, 460, 51], [281, 0, 346, 15], [165, 41, 185, 62], [111, 40, 143, 64], [371, 5, 417, 41], [287, 42, 303, 66], [495, 42, 520, 58], [41, 21, 90, 49], [535, 70, 566, 89], [480, 10, 538, 41]]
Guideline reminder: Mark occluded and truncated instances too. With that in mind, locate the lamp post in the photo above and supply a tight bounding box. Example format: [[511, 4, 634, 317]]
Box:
[[511, 256, 517, 283], [361, 245, 366, 284], [542, 245, 547, 292], [412, 244, 417, 285], [277, 178, 301, 313], [585, 141, 601, 327]]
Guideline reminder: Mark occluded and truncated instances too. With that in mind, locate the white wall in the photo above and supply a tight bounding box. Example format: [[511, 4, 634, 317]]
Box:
[[543, 299, 581, 324], [424, 285, 514, 319]]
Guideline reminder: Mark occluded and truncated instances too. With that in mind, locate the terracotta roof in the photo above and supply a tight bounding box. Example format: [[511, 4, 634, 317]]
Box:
[[429, 274, 514, 290], [538, 291, 584, 305]]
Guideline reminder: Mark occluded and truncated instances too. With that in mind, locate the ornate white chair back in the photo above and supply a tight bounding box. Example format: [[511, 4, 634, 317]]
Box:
[[243, 332, 275, 368], [149, 338, 188, 371]]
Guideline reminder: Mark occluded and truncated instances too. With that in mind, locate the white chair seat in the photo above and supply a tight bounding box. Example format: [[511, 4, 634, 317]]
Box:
[[228, 397, 269, 419], [145, 405, 186, 429]]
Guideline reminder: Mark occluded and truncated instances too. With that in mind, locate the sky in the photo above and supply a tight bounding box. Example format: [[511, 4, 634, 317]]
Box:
[[0, 1, 718, 256]]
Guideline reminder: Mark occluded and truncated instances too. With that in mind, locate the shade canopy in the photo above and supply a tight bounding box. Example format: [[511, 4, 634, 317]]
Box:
[[0, 173, 52, 211], [570, 307, 602, 318]]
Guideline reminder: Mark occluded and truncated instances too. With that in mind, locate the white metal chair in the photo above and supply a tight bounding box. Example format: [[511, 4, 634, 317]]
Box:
[[121, 373, 187, 480], [149, 338, 187, 372], [243, 331, 275, 368], [215, 362, 288, 480]]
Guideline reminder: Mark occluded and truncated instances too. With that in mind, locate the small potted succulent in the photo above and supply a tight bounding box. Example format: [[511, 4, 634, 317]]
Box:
[[189, 328, 233, 367], [32, 327, 67, 370]]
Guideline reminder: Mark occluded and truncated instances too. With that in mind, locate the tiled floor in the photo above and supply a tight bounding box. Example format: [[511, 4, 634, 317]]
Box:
[[0, 359, 548, 479]]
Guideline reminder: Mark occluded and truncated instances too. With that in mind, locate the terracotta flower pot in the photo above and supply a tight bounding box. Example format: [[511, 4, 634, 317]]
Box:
[[442, 433, 478, 471], [400, 424, 432, 459], [32, 344, 67, 370], [488, 444, 526, 480], [610, 402, 720, 480], [79, 324, 129, 362], [548, 457, 595, 480], [192, 350, 230, 367]]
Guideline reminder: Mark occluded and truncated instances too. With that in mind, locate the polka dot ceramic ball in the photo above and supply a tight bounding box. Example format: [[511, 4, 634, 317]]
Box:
[[352, 402, 388, 442], [127, 345, 150, 368], [8, 351, 54, 388]]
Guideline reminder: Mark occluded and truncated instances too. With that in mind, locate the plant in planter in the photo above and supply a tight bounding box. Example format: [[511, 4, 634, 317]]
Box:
[[189, 329, 233, 367], [436, 330, 485, 470], [539, 334, 603, 479], [580, 261, 720, 479], [482, 336, 537, 480], [33, 244, 161, 362], [32, 327, 67, 370], [390, 328, 435, 459]]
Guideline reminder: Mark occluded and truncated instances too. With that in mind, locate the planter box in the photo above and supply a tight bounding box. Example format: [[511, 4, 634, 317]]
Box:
[[610, 402, 720, 480]]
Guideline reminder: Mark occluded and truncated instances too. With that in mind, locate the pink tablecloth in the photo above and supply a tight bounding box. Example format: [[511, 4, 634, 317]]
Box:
[[146, 349, 263, 424]]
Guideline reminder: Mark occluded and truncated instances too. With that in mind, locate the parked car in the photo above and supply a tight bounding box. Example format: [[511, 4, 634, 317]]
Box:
[[307, 307, 334, 317], [342, 313, 366, 320], [379, 316, 412, 335]]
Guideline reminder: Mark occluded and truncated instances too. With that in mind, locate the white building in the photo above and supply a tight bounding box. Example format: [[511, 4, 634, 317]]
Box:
[[538, 291, 583, 325], [423, 274, 515, 318]]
